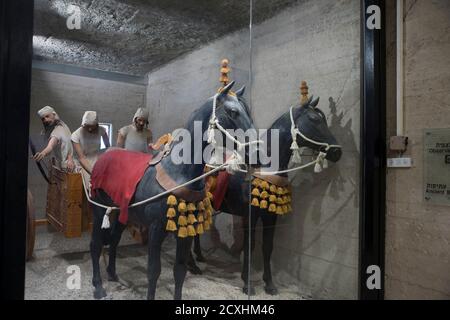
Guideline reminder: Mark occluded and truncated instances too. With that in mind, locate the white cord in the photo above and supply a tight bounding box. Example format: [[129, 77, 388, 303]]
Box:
[[208, 93, 263, 151], [205, 106, 342, 176], [82, 153, 243, 228], [289, 106, 341, 152]]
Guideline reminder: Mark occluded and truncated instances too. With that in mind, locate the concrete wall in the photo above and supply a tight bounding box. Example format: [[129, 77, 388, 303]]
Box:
[[147, 0, 361, 299], [385, 0, 450, 299], [28, 69, 147, 218]]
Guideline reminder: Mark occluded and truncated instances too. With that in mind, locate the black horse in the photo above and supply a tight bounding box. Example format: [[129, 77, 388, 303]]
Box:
[[89, 81, 257, 300], [189, 96, 342, 295]]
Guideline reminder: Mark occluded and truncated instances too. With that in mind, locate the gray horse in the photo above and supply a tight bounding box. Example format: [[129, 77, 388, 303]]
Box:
[[89, 81, 257, 300], [189, 96, 342, 295]]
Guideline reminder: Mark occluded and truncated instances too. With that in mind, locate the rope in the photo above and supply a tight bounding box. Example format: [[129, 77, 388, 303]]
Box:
[[81, 151, 245, 228], [208, 93, 263, 151], [82, 93, 263, 228], [205, 106, 343, 176]]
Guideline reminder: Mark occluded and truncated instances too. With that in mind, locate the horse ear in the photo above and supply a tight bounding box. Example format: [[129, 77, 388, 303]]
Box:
[[218, 81, 235, 99], [301, 95, 314, 108], [236, 86, 246, 98], [310, 97, 320, 108]]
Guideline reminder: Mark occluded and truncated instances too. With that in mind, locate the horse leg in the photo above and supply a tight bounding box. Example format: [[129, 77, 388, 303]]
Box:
[[193, 234, 206, 262], [90, 206, 107, 299], [261, 214, 278, 295], [187, 243, 202, 275], [241, 211, 258, 295], [147, 221, 167, 300], [173, 237, 193, 300], [106, 214, 126, 282]]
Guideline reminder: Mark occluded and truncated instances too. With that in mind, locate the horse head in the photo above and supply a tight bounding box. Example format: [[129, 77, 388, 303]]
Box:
[[208, 81, 257, 165], [292, 96, 342, 163]]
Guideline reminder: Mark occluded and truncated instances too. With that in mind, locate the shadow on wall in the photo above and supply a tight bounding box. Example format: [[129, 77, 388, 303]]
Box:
[[257, 96, 359, 299]]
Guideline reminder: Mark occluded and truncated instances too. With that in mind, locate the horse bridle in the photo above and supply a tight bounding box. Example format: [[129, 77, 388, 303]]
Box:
[[289, 105, 342, 153]]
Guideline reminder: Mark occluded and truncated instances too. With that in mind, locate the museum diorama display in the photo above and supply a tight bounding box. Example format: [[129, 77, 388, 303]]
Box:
[[24, 0, 362, 300]]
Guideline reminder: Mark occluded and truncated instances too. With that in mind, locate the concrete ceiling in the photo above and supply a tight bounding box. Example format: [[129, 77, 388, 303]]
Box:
[[33, 0, 299, 76]]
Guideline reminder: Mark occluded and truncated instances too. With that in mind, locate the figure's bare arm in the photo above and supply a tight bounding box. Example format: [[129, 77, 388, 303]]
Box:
[[116, 132, 125, 148], [72, 142, 92, 174], [66, 152, 75, 172], [147, 129, 153, 150], [33, 136, 58, 161]]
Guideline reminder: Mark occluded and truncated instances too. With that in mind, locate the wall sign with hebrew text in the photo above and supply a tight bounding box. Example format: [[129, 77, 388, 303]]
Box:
[[424, 128, 450, 205]]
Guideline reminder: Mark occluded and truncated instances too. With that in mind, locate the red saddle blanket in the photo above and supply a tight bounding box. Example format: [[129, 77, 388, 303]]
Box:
[[91, 149, 153, 224], [212, 171, 230, 210]]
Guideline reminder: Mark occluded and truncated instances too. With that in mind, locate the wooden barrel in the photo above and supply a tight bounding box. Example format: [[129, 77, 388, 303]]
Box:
[[26, 189, 36, 261]]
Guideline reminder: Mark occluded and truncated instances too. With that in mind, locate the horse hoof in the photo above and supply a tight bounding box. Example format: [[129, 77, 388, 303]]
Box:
[[264, 285, 279, 295], [242, 286, 256, 296], [93, 287, 107, 299], [196, 254, 206, 263]]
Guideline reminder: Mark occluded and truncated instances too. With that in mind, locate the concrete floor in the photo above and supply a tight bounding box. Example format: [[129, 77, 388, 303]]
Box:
[[25, 225, 308, 300]]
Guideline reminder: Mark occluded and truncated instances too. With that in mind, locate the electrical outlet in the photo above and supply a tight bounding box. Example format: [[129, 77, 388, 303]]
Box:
[[390, 136, 408, 152], [387, 157, 413, 168]]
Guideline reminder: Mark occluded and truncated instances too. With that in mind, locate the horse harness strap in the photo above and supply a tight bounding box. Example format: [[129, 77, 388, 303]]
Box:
[[252, 172, 289, 187], [250, 175, 292, 215], [155, 163, 206, 202]]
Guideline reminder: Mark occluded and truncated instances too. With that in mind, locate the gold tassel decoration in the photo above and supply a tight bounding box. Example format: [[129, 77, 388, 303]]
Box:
[[270, 184, 277, 193], [166, 207, 176, 218], [187, 224, 197, 237], [167, 195, 177, 206], [269, 194, 277, 203], [277, 187, 284, 195], [282, 205, 288, 214], [178, 226, 188, 238], [188, 212, 197, 224], [204, 220, 210, 230], [287, 204, 292, 212], [187, 203, 196, 212], [166, 219, 177, 232], [207, 191, 214, 200], [203, 197, 211, 209], [197, 213, 204, 223], [178, 214, 187, 226], [178, 201, 187, 213], [276, 206, 283, 215], [277, 197, 283, 205], [252, 178, 261, 187], [208, 176, 217, 192], [260, 200, 268, 209], [197, 201, 205, 211], [260, 191, 269, 199], [196, 223, 204, 235], [251, 188, 260, 197], [268, 203, 277, 213], [251, 197, 260, 207], [260, 180, 270, 190]]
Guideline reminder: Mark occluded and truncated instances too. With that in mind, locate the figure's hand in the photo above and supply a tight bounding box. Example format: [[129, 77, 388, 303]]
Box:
[[33, 151, 47, 162], [66, 159, 75, 172]]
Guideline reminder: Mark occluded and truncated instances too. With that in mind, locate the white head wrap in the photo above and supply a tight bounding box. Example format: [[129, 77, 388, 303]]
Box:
[[133, 107, 149, 123], [82, 111, 98, 126], [37, 106, 56, 118]]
